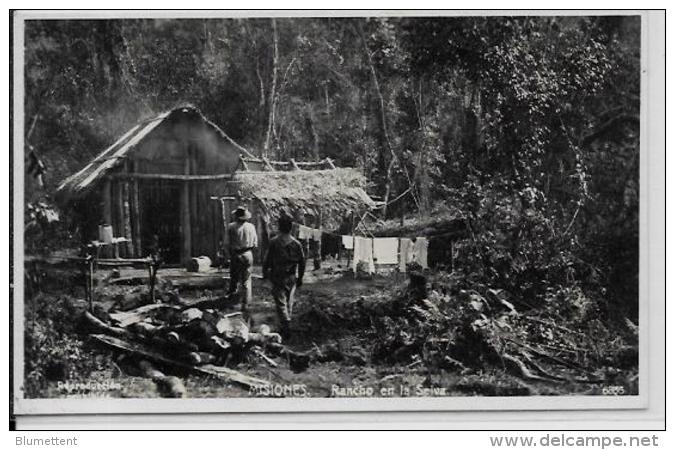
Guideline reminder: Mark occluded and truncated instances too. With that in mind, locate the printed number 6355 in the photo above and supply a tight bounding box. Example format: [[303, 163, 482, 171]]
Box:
[[602, 386, 625, 395]]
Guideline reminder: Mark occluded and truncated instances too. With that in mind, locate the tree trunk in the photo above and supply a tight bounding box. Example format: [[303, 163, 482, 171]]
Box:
[[308, 110, 321, 160], [414, 77, 430, 214], [356, 23, 396, 219], [255, 57, 265, 108], [263, 18, 279, 157]]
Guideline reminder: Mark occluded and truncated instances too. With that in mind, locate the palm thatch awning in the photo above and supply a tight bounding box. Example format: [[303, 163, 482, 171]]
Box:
[[231, 168, 376, 229]]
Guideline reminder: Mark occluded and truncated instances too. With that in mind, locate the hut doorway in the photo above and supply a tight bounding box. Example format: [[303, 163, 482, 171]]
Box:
[[139, 180, 181, 264]]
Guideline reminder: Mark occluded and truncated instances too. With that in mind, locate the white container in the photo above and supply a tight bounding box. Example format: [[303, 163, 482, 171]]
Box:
[[98, 225, 114, 244]]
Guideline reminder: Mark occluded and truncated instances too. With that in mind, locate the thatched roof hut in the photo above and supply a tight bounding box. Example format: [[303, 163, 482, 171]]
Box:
[[56, 106, 255, 200], [54, 105, 376, 264], [231, 167, 376, 230]]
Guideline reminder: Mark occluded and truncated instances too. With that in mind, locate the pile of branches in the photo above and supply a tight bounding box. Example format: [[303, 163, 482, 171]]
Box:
[[80, 289, 291, 396], [368, 272, 639, 389]]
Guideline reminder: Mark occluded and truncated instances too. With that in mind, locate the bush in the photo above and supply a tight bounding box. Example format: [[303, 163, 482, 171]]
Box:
[[23, 293, 112, 398]]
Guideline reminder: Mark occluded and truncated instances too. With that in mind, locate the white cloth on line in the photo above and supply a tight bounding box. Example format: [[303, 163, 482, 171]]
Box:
[[352, 236, 374, 274], [373, 237, 399, 265], [297, 225, 311, 240], [342, 235, 354, 250], [411, 237, 429, 269], [399, 238, 413, 272]]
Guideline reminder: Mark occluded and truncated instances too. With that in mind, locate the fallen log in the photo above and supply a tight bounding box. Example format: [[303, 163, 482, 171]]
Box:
[[82, 311, 132, 339], [184, 295, 237, 310], [109, 303, 181, 327], [138, 359, 187, 398], [90, 334, 270, 390]]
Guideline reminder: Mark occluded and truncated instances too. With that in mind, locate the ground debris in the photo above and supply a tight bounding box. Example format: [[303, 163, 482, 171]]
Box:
[[346, 272, 638, 387], [91, 334, 270, 389], [83, 288, 289, 391]]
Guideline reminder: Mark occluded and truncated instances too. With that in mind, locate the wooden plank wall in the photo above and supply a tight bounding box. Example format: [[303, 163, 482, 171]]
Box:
[[186, 179, 230, 260], [100, 175, 274, 262], [95, 159, 236, 261]]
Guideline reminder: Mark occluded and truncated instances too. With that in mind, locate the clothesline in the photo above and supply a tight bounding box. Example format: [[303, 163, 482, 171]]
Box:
[[351, 235, 428, 274], [288, 220, 427, 240], [286, 220, 428, 273]]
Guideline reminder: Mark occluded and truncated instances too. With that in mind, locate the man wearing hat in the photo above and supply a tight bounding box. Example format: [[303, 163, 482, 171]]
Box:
[[263, 215, 305, 338], [227, 206, 258, 317]]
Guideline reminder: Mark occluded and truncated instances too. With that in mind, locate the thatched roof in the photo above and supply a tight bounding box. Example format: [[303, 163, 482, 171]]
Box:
[[232, 168, 376, 229], [56, 105, 255, 199]]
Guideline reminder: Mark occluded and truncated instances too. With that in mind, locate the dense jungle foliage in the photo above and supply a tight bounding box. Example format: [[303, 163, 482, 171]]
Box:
[[24, 16, 639, 322]]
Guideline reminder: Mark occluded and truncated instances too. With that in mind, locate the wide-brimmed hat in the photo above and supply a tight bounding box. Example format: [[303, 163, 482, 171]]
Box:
[[232, 206, 252, 220]]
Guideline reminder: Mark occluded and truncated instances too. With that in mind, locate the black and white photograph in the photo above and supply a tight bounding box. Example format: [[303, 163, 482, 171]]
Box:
[[9, 9, 665, 427]]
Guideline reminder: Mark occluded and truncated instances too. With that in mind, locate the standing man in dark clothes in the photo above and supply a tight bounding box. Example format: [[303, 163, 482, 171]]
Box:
[[227, 206, 258, 318], [263, 215, 305, 337]]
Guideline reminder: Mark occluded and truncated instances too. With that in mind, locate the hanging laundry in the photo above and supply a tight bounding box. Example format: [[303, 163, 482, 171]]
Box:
[[352, 236, 374, 274], [341, 235, 354, 250], [308, 238, 320, 260], [297, 225, 312, 240], [322, 233, 341, 258], [311, 228, 322, 241], [411, 237, 429, 269], [373, 238, 399, 265], [399, 238, 413, 272]]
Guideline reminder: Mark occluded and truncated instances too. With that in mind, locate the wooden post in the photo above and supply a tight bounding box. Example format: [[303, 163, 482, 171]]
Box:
[[190, 181, 199, 256], [102, 179, 112, 258], [315, 207, 322, 269], [349, 211, 355, 269], [148, 259, 158, 303], [122, 181, 133, 256], [255, 208, 264, 263], [82, 259, 89, 310], [102, 179, 112, 227], [181, 153, 192, 265], [87, 256, 94, 313], [220, 198, 229, 249], [130, 161, 142, 257], [213, 194, 237, 260], [148, 260, 154, 302], [115, 180, 125, 258], [189, 149, 199, 256]]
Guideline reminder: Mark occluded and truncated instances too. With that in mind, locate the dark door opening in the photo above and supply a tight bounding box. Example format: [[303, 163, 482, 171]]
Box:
[[139, 180, 181, 264]]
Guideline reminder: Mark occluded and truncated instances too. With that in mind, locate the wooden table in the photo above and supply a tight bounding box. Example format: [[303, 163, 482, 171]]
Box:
[[88, 237, 129, 260]]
